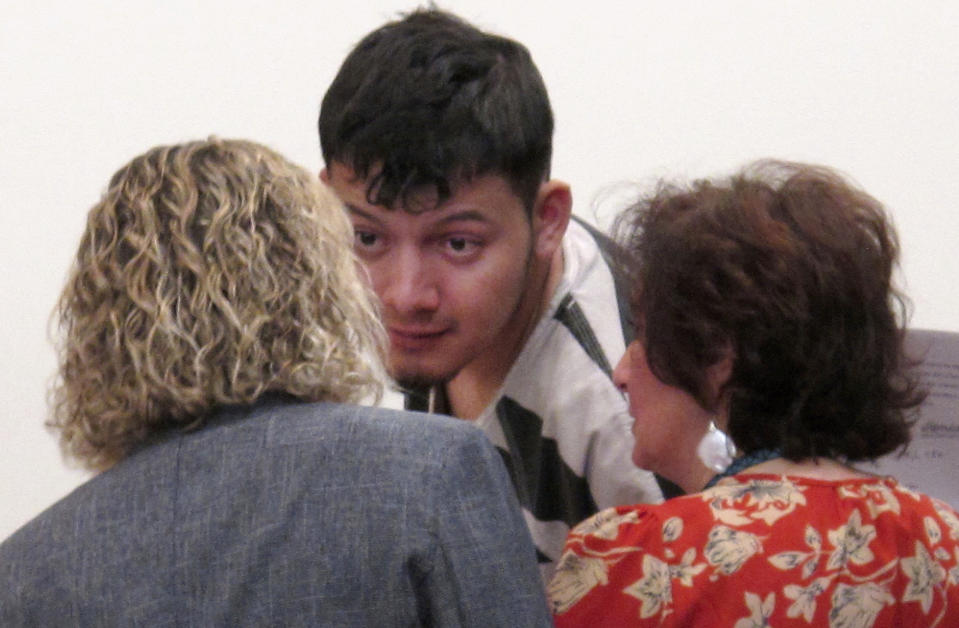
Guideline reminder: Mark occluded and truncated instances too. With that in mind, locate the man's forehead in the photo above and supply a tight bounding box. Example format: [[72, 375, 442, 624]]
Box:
[[327, 161, 520, 214], [326, 161, 439, 212]]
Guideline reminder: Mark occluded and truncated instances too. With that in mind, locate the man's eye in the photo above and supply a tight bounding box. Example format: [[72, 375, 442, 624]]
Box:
[[355, 231, 378, 247], [444, 237, 481, 257]]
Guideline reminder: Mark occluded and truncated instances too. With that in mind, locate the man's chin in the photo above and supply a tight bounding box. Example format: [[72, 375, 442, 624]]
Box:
[[388, 349, 474, 390], [390, 364, 457, 392], [393, 374, 449, 392]]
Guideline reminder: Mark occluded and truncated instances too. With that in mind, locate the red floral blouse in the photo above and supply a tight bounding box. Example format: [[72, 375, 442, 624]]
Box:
[[549, 474, 959, 627]]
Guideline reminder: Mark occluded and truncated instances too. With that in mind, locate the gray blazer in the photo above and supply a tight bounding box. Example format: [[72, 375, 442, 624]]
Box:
[[0, 397, 551, 626]]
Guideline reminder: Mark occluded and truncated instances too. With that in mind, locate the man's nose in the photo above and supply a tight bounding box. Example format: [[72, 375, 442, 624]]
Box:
[[378, 249, 440, 315]]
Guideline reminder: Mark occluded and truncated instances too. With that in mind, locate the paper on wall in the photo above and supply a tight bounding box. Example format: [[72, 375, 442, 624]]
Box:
[[866, 329, 959, 509]]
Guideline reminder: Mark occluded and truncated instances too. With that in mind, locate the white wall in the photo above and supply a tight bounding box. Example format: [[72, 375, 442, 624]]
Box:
[[2, 0, 957, 539]]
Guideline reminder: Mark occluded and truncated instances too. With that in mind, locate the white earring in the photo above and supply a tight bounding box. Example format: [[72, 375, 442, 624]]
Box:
[[696, 421, 735, 473]]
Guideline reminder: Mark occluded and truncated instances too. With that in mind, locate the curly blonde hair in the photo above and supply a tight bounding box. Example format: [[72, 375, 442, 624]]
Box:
[[50, 137, 387, 470]]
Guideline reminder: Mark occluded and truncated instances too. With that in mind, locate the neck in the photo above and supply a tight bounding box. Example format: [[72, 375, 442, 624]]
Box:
[[446, 246, 565, 420], [658, 423, 720, 495], [703, 448, 781, 490], [682, 463, 718, 495], [737, 457, 873, 481], [704, 454, 874, 490]]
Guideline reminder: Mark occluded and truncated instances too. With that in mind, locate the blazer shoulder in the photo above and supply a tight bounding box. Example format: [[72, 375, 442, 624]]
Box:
[[252, 400, 493, 469]]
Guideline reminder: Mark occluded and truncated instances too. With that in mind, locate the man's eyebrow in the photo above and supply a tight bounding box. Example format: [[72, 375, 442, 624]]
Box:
[[436, 210, 489, 225], [347, 205, 490, 226], [345, 204, 381, 224]]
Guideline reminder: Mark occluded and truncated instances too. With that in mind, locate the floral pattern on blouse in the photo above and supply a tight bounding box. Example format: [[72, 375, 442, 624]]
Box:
[[549, 475, 959, 627]]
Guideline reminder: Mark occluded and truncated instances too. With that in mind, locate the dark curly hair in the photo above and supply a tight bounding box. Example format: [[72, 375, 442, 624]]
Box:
[[319, 7, 552, 213], [613, 160, 925, 462]]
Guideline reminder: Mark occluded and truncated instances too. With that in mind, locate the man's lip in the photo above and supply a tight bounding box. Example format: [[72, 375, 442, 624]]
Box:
[[387, 326, 449, 350], [388, 326, 447, 339]]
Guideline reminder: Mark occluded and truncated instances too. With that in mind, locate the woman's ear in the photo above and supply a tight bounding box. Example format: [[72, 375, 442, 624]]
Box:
[[707, 350, 735, 428], [531, 180, 572, 258], [708, 353, 734, 392]]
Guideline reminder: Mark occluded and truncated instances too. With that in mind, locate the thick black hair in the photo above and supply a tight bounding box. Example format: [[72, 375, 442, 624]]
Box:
[[319, 8, 553, 212]]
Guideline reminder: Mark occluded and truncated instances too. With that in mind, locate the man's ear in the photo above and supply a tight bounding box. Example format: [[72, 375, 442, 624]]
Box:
[[532, 180, 572, 258], [319, 167, 330, 184]]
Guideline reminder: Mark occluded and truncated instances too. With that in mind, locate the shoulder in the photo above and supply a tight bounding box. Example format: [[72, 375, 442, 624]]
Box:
[[249, 399, 493, 473], [549, 501, 705, 619], [875, 478, 959, 541], [0, 507, 51, 569], [559, 218, 615, 298], [563, 216, 607, 260], [242, 397, 484, 449], [551, 218, 629, 368], [567, 497, 709, 544], [567, 505, 657, 542], [0, 471, 112, 610], [930, 497, 959, 541]]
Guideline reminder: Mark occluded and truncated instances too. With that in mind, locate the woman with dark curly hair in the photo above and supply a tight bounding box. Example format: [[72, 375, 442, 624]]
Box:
[[549, 160, 959, 626]]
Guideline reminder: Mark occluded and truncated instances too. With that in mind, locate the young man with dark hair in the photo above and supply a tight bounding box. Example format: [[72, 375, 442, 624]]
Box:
[[319, 8, 665, 578]]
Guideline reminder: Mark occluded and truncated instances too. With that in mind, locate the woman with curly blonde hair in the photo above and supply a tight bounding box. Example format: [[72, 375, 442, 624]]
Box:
[[50, 137, 387, 470], [0, 138, 551, 626]]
